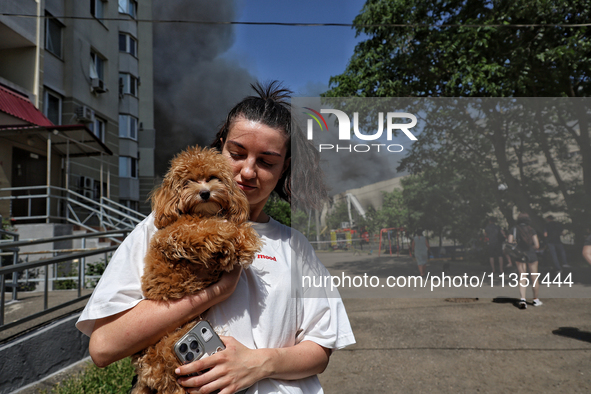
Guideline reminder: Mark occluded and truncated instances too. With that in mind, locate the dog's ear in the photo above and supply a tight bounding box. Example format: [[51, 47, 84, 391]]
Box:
[[226, 181, 251, 224], [150, 177, 180, 229]]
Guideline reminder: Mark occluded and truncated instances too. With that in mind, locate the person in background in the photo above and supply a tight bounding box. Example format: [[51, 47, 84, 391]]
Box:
[[411, 229, 429, 278], [502, 226, 513, 269], [507, 213, 541, 309], [485, 217, 505, 275], [543, 215, 570, 272], [583, 228, 591, 266]]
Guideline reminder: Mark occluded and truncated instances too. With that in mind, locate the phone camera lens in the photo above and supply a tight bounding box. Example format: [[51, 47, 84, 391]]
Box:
[[190, 340, 199, 350], [179, 343, 188, 353], [185, 352, 194, 362]]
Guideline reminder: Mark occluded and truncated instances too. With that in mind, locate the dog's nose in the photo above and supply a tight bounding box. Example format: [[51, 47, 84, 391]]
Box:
[[199, 190, 210, 201]]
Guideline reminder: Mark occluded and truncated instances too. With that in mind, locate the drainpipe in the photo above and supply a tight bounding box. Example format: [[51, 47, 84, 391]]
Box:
[[46, 131, 51, 223]]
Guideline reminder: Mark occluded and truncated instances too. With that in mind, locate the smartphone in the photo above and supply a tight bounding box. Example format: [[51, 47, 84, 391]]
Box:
[[174, 320, 225, 366]]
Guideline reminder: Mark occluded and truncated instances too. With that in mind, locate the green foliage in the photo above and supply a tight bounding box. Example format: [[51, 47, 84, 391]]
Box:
[[263, 192, 291, 226], [291, 208, 318, 238], [41, 358, 135, 394], [401, 167, 495, 244], [85, 254, 111, 288], [325, 0, 591, 98], [363, 189, 408, 235], [55, 267, 78, 290], [325, 201, 350, 230], [54, 277, 77, 290], [324, 0, 591, 243], [1, 218, 16, 240]]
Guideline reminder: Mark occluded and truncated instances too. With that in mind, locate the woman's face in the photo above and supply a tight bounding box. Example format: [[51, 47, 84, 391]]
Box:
[[221, 117, 290, 222]]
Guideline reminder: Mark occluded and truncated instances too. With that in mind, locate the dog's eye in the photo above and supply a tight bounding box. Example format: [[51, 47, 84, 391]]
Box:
[[207, 176, 219, 182]]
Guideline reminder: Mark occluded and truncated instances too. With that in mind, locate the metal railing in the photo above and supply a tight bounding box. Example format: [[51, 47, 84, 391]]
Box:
[[0, 185, 146, 232], [0, 229, 130, 332]]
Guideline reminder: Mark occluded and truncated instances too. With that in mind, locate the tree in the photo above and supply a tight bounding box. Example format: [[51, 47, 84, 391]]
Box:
[[325, 201, 350, 231], [263, 192, 291, 226], [401, 165, 496, 246], [325, 0, 591, 243], [363, 189, 408, 235]]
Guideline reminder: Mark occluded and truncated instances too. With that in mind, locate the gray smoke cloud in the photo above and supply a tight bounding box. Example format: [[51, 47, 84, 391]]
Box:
[[153, 0, 256, 176]]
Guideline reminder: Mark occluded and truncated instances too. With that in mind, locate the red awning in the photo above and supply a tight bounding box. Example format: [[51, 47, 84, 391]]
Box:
[[0, 84, 53, 127]]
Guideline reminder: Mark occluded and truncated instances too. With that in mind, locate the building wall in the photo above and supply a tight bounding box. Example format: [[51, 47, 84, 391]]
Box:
[[322, 176, 407, 229], [333, 176, 406, 212], [137, 0, 156, 214], [0, 0, 155, 218]]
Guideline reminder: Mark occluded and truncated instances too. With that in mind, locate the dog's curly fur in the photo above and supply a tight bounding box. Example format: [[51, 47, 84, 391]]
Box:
[[130, 146, 262, 394]]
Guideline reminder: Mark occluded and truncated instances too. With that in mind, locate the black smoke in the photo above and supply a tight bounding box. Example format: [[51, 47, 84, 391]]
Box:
[[152, 0, 256, 176]]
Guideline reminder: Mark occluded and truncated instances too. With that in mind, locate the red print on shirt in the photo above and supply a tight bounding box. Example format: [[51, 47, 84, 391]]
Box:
[[257, 254, 277, 261]]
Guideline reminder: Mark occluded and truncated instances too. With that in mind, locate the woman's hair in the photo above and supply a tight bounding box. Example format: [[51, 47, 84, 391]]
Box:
[[517, 212, 531, 225], [211, 81, 327, 210], [516, 213, 534, 245]]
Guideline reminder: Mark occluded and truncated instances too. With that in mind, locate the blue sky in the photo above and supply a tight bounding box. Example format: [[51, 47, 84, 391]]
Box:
[[222, 0, 367, 96]]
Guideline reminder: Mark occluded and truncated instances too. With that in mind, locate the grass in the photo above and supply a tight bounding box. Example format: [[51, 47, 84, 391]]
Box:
[[40, 357, 135, 394]]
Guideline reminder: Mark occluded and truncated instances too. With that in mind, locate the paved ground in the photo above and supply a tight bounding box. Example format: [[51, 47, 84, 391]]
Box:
[[6, 251, 591, 393], [320, 297, 591, 393], [317, 251, 591, 393], [1, 289, 93, 342]]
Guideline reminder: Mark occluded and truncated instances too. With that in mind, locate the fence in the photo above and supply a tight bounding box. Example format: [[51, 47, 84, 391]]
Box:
[[0, 229, 129, 332], [0, 185, 145, 231]]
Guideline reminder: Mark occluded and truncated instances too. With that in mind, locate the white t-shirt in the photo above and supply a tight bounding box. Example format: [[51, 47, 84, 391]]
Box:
[[76, 214, 355, 394]]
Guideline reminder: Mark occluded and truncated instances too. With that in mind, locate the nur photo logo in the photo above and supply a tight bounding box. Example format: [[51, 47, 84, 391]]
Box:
[[302, 107, 418, 153]]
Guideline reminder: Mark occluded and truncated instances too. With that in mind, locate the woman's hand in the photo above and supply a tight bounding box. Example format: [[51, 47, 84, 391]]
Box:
[[176, 336, 266, 394], [176, 336, 331, 394], [202, 266, 243, 307]]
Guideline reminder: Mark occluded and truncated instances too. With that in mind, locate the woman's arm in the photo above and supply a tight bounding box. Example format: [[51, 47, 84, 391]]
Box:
[[583, 245, 591, 265], [532, 234, 540, 250], [176, 338, 331, 394], [89, 266, 242, 367]]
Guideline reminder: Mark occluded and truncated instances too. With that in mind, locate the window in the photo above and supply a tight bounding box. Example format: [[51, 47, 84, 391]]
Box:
[[118, 0, 137, 18], [88, 117, 105, 142], [91, 0, 106, 20], [45, 13, 63, 58], [90, 51, 107, 93], [119, 114, 138, 139], [90, 51, 105, 81], [43, 89, 62, 125], [119, 73, 138, 97], [119, 156, 138, 178], [119, 33, 137, 57]]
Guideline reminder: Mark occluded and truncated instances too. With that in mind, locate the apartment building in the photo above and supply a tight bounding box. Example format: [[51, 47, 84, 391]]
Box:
[[0, 0, 155, 221]]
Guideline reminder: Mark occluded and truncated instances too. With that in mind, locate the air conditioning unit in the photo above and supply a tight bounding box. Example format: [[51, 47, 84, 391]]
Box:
[[83, 190, 94, 200], [91, 78, 107, 93], [75, 106, 95, 123], [84, 177, 94, 190]]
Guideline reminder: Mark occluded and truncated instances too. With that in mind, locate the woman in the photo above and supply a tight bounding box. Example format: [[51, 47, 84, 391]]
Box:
[[507, 213, 542, 309], [411, 229, 429, 278], [76, 82, 355, 394]]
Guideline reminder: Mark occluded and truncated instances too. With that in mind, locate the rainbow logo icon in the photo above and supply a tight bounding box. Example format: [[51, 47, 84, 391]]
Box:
[[303, 107, 328, 131]]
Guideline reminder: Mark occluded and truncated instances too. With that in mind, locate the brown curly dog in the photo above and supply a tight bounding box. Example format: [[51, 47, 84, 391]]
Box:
[[130, 146, 262, 394]]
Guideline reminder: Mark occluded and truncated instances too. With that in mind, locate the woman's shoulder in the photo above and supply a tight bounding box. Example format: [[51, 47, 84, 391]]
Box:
[[253, 216, 317, 255]]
